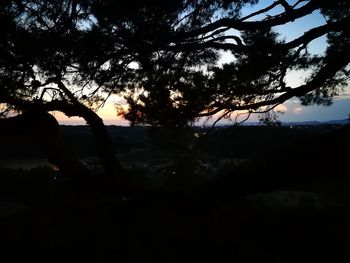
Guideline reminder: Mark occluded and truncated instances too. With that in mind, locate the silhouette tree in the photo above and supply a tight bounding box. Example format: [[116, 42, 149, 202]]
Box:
[[0, 0, 349, 181], [0, 0, 131, 178], [123, 0, 350, 126], [0, 0, 217, 178]]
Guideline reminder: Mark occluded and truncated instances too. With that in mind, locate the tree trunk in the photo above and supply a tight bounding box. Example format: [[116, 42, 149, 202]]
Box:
[[79, 106, 125, 178], [52, 79, 125, 179]]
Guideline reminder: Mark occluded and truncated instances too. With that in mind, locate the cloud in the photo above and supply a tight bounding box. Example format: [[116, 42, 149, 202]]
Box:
[[293, 107, 303, 115], [333, 93, 350, 100], [274, 104, 288, 113]]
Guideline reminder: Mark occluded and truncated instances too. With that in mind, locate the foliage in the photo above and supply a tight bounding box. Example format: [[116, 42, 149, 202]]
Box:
[[119, 0, 350, 126], [1, 0, 349, 126], [0, 1, 349, 177]]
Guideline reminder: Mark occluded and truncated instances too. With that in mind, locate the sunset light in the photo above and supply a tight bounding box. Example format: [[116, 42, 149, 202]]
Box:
[[1, 1, 349, 261]]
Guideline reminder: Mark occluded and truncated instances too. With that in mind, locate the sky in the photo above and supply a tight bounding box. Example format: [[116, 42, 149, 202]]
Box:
[[56, 95, 350, 126], [57, 0, 350, 126]]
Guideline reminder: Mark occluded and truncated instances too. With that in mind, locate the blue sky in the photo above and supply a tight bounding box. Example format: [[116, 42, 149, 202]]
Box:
[[280, 98, 350, 122], [215, 0, 350, 124]]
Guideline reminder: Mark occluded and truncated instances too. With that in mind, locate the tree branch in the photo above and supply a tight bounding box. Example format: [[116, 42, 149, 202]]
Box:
[[174, 1, 317, 41], [198, 44, 350, 117], [240, 1, 280, 21], [54, 79, 80, 105], [170, 17, 349, 54]]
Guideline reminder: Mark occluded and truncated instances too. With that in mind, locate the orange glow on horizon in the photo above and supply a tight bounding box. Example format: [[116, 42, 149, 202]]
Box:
[[52, 102, 129, 126]]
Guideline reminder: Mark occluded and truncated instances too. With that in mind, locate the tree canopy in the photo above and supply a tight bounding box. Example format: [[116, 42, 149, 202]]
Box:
[[0, 0, 349, 176], [1, 0, 349, 126], [121, 0, 350, 126]]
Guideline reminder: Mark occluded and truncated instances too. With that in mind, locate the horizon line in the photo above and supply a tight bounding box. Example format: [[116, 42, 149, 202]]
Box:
[[58, 118, 350, 127]]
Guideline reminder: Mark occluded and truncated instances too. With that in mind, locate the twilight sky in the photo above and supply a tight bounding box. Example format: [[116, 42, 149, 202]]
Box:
[[57, 0, 350, 126]]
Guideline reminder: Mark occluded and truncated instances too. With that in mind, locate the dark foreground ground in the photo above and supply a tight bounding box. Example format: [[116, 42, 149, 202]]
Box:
[[1, 170, 350, 263], [0, 124, 349, 262]]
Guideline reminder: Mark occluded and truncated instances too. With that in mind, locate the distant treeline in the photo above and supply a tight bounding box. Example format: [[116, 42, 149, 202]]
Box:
[[0, 124, 342, 160]]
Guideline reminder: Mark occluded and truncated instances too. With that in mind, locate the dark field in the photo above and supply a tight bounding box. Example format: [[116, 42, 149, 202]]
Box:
[[0, 124, 349, 262]]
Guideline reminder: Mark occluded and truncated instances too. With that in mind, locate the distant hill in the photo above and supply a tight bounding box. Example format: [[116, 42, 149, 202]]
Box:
[[237, 118, 350, 126], [281, 118, 350, 126]]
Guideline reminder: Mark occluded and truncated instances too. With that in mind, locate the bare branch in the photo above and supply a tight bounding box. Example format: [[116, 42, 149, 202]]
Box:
[[39, 87, 64, 100], [240, 1, 280, 21], [234, 111, 252, 126], [54, 79, 80, 105], [292, 0, 309, 9], [278, 0, 292, 12]]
